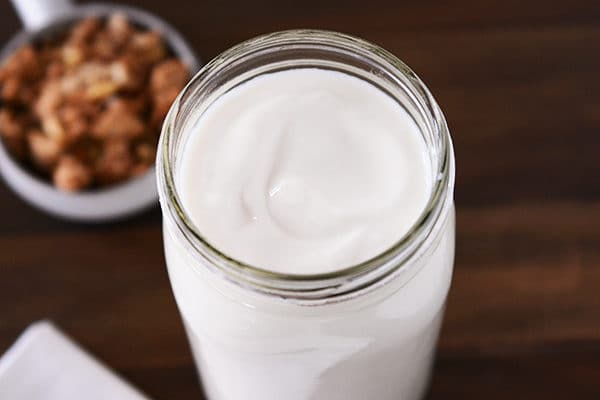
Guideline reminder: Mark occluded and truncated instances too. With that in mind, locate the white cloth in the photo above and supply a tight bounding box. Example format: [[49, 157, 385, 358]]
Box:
[[0, 321, 150, 400]]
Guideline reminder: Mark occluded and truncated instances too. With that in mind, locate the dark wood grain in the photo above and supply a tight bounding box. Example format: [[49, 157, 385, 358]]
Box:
[[1, 1, 599, 399]]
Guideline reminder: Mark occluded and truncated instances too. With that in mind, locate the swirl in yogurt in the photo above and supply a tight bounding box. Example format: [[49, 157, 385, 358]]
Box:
[[178, 68, 432, 274]]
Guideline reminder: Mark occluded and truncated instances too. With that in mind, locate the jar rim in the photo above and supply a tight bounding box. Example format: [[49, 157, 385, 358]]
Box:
[[157, 29, 455, 302]]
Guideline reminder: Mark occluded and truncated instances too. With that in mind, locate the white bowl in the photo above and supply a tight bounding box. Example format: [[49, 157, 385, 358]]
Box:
[[0, 146, 159, 221], [0, 4, 200, 222]]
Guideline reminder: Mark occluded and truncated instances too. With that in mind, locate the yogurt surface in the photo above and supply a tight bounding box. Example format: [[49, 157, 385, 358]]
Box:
[[178, 68, 432, 274]]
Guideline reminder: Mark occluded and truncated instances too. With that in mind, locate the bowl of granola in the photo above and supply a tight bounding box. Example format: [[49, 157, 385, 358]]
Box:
[[0, 3, 199, 221]]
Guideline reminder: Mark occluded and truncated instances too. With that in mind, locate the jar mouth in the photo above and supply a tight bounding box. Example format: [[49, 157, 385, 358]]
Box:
[[157, 29, 455, 301]]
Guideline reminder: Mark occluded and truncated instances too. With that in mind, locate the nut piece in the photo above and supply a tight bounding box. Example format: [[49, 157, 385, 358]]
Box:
[[41, 116, 66, 144], [35, 81, 63, 119], [0, 109, 24, 138], [106, 13, 133, 45], [60, 62, 113, 94], [150, 59, 188, 94], [27, 130, 61, 170], [110, 56, 145, 91], [46, 61, 64, 80], [85, 80, 119, 100], [1, 77, 21, 101], [0, 45, 40, 81], [131, 162, 150, 177], [131, 141, 154, 178], [92, 31, 121, 61], [94, 139, 133, 185], [134, 142, 155, 163], [149, 60, 188, 127], [68, 139, 100, 165], [58, 106, 88, 142], [151, 86, 180, 127], [107, 95, 148, 115], [128, 31, 166, 65], [53, 155, 93, 191], [62, 44, 85, 67], [0, 109, 27, 159], [92, 102, 145, 140], [69, 17, 101, 44]]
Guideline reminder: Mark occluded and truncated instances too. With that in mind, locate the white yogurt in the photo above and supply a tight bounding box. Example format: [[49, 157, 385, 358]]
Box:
[[161, 65, 455, 400], [178, 69, 432, 274]]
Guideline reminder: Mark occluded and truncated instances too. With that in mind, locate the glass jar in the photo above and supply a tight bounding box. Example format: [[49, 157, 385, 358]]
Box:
[[157, 30, 455, 400]]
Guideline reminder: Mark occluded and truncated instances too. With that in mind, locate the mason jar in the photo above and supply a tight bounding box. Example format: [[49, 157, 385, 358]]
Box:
[[157, 30, 455, 400]]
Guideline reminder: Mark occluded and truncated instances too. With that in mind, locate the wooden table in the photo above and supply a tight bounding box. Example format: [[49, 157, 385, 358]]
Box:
[[1, 0, 599, 398]]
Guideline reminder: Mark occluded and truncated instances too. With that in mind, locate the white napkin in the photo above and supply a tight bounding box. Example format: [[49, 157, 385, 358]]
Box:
[[0, 321, 150, 400]]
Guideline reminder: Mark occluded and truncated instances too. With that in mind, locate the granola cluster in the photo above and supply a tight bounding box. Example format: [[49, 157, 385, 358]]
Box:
[[0, 14, 189, 191]]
